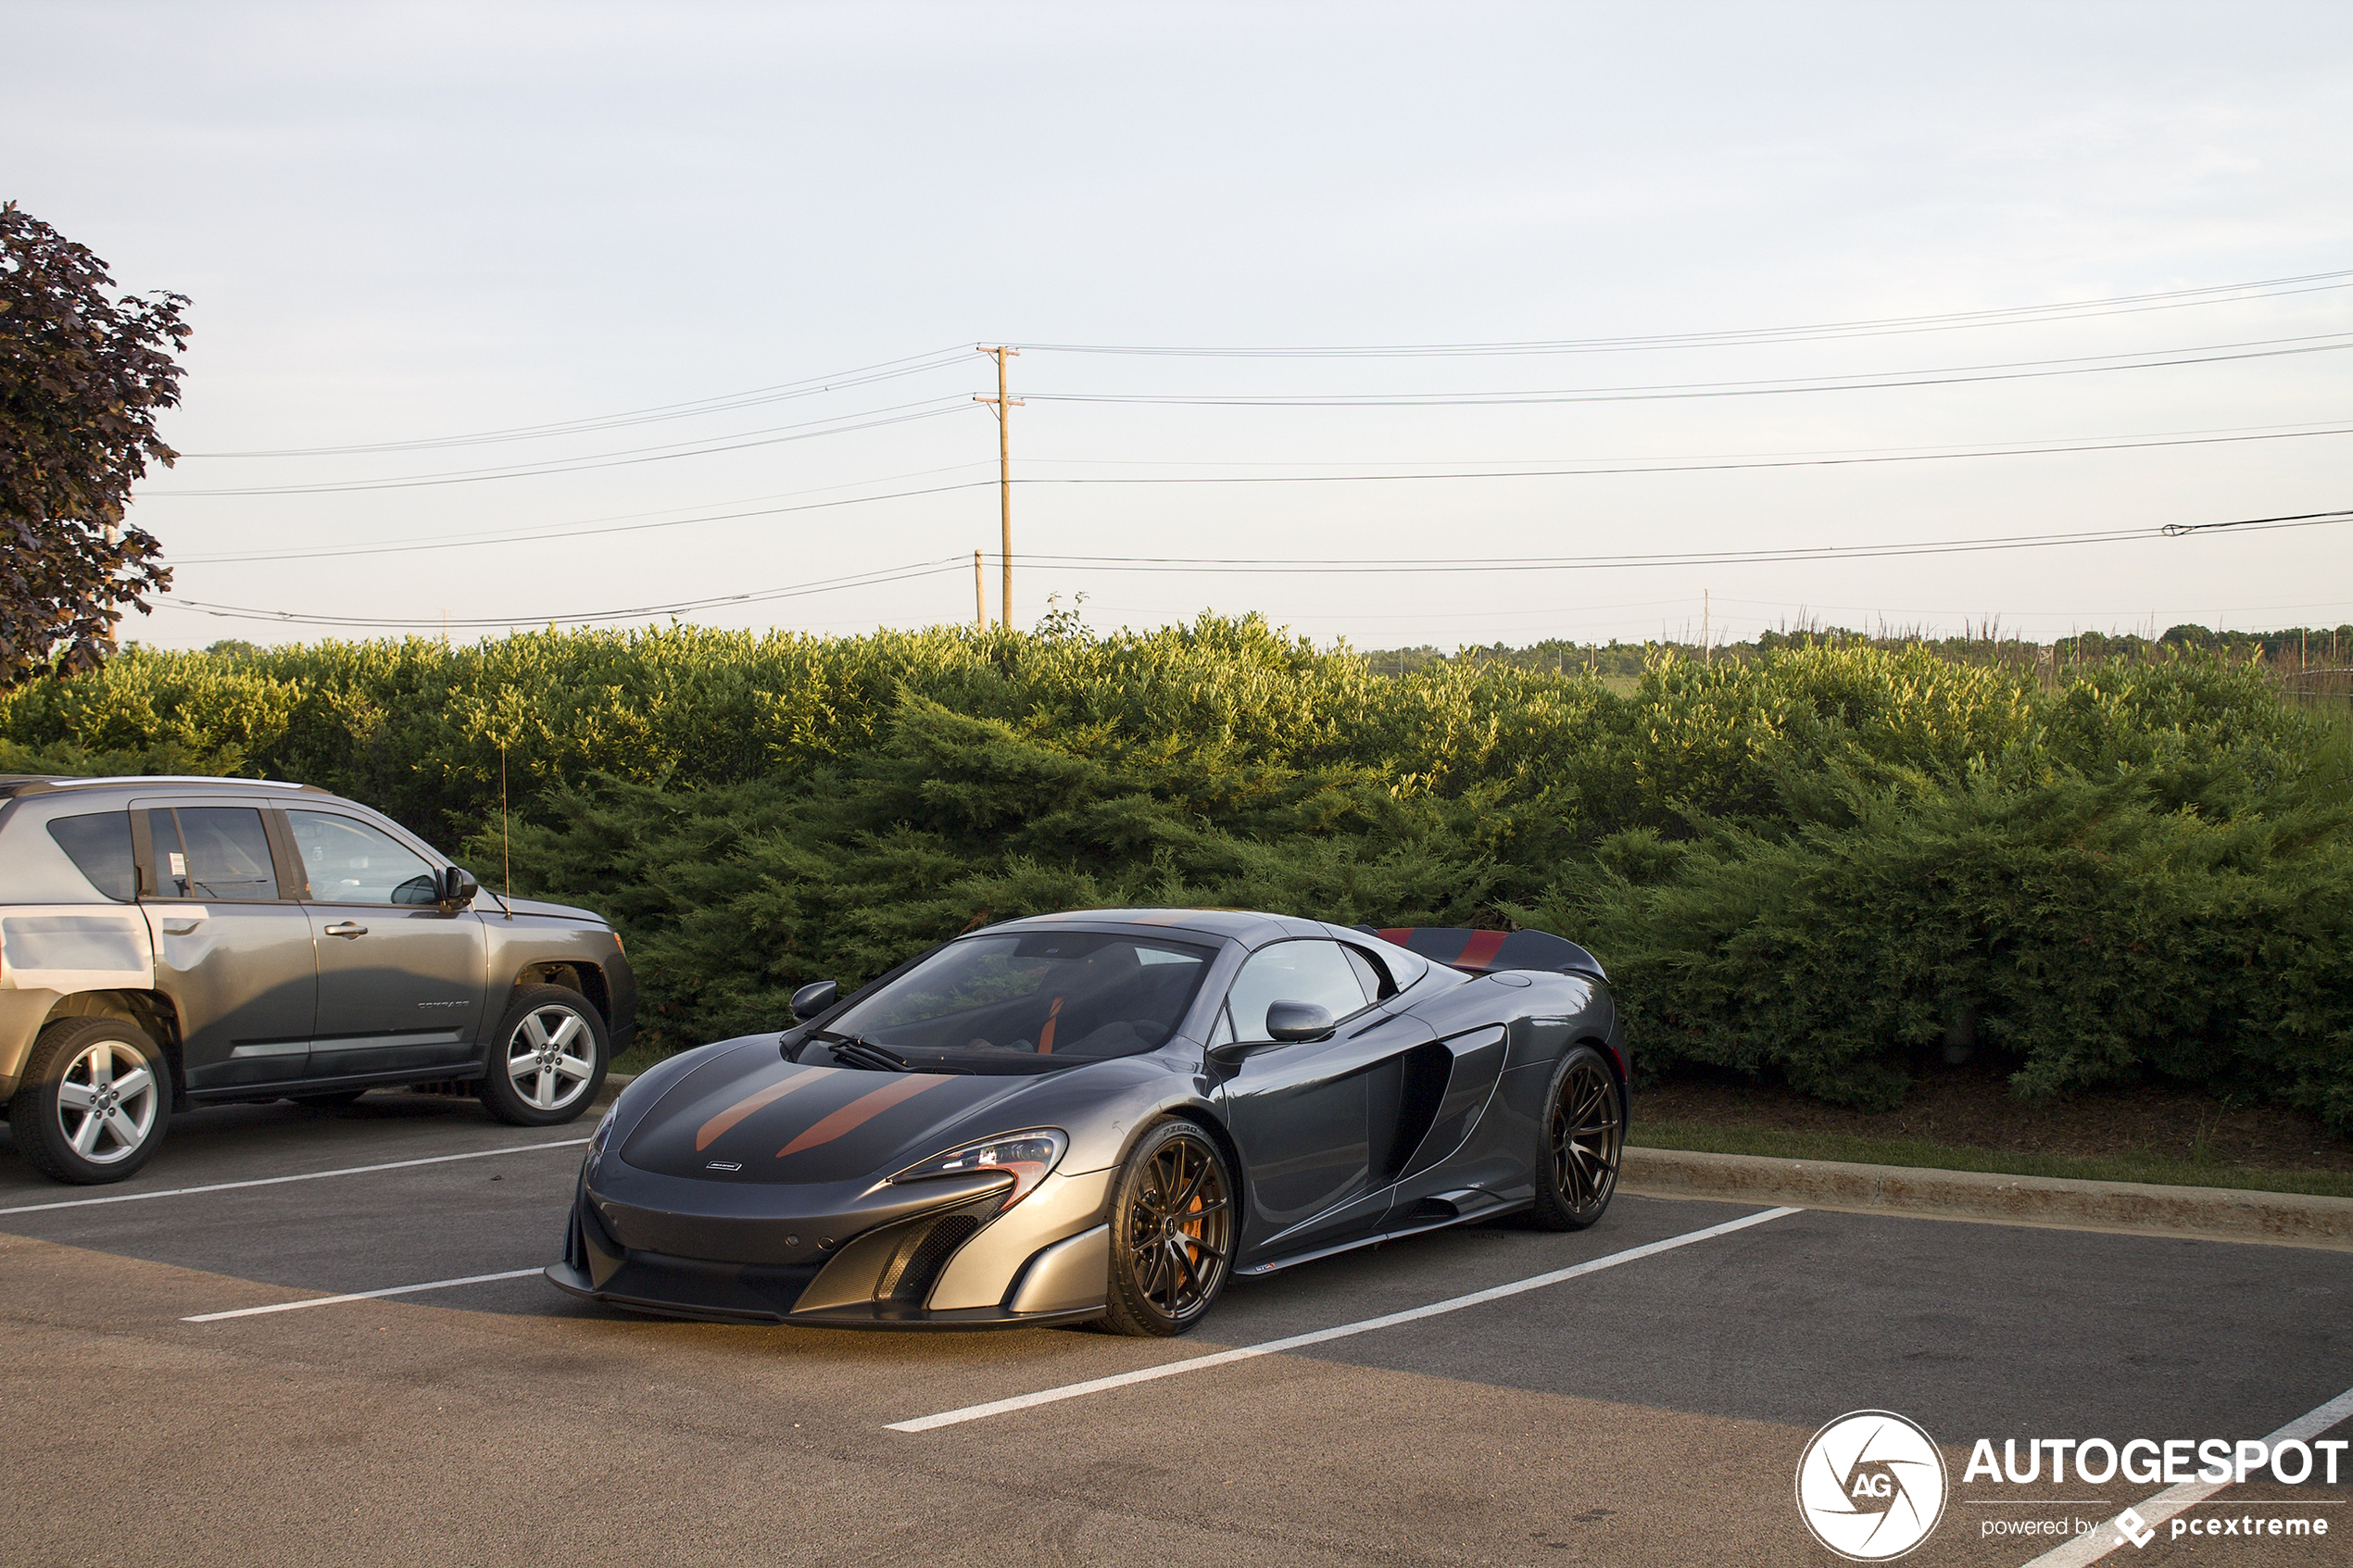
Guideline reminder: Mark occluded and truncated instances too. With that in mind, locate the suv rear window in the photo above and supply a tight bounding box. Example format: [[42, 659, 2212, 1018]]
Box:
[[46, 812, 136, 902], [145, 808, 281, 901]]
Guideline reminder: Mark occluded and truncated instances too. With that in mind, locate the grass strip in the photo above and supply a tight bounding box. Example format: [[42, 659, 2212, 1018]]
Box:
[[1629, 1120, 2353, 1200]]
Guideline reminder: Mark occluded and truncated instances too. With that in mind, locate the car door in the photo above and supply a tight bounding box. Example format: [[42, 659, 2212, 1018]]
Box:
[[129, 799, 320, 1093], [281, 807, 487, 1080], [1214, 937, 1437, 1262]]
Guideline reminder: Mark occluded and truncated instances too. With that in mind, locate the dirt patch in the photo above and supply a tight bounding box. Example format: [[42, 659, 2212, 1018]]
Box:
[[1636, 1066, 2353, 1175]]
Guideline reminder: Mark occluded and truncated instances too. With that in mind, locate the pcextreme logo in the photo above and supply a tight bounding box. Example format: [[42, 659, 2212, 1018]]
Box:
[[1795, 1411, 1950, 1562]]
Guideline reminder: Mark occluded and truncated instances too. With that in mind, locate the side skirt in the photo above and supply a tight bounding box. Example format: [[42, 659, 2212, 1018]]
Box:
[[1235, 1195, 1533, 1276]]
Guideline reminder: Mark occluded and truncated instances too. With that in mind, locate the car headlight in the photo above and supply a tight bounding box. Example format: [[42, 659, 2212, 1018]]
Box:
[[889, 1129, 1067, 1209]]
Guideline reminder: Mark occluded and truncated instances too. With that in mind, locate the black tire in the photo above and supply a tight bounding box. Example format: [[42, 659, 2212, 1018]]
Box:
[[1529, 1044, 1624, 1231], [8, 1017, 173, 1185], [1102, 1119, 1235, 1337], [478, 984, 609, 1127], [284, 1089, 368, 1110]]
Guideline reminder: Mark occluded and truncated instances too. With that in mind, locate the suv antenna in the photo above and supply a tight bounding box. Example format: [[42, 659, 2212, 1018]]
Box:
[[500, 742, 513, 919]]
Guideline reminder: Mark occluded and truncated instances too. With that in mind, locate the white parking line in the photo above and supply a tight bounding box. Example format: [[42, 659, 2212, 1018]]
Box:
[[0, 1138, 589, 1219], [887, 1205, 1802, 1434], [182, 1267, 546, 1322], [2018, 1380, 2353, 1568]]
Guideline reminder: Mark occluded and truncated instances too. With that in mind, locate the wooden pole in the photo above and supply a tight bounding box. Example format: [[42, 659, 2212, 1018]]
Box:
[[974, 550, 986, 631], [975, 347, 1023, 629]]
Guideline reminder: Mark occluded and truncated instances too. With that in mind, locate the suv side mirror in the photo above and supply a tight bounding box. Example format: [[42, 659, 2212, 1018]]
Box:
[[790, 979, 840, 1021], [1265, 1000, 1337, 1043], [439, 866, 480, 909]]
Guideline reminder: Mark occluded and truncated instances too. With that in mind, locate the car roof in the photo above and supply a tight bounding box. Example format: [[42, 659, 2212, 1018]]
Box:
[[0, 774, 326, 801], [989, 907, 1341, 945]]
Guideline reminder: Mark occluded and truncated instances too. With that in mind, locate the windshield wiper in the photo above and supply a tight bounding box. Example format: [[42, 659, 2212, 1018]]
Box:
[[810, 1031, 911, 1073]]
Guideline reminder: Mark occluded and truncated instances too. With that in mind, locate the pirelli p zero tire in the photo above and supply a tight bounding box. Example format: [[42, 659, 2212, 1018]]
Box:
[[1102, 1119, 1235, 1338], [478, 985, 609, 1127], [9, 1017, 173, 1185], [1529, 1044, 1624, 1232]]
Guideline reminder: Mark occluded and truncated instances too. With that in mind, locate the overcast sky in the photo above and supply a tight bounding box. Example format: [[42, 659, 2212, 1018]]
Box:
[[10, 0, 2351, 650]]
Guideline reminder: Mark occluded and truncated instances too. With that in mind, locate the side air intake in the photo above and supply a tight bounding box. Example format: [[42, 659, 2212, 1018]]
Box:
[[877, 1215, 984, 1306]]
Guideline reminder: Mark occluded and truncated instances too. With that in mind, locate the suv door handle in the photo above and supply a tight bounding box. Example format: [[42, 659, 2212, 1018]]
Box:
[[322, 921, 369, 938]]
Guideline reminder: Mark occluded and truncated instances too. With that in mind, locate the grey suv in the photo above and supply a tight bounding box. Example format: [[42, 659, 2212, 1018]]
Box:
[[0, 775, 635, 1184]]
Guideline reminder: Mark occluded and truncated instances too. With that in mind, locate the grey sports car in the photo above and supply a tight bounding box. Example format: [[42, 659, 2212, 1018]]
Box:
[[547, 909, 1628, 1336]]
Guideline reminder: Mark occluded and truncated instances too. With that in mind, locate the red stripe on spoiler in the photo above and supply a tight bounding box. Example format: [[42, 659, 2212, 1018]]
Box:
[[1455, 930, 1508, 971]]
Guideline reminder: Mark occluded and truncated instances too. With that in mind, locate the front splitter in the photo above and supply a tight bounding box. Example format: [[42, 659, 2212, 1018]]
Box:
[[543, 1261, 1101, 1331]]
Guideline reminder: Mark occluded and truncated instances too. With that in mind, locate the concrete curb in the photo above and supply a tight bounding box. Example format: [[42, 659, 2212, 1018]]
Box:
[[1620, 1146, 2353, 1251]]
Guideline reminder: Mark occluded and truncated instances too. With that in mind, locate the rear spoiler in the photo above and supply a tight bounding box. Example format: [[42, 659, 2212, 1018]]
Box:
[[1361, 926, 1607, 983]]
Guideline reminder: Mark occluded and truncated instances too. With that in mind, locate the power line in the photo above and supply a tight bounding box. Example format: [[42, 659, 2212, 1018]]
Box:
[[1021, 333, 2353, 408], [1018, 414, 2351, 468], [152, 508, 2350, 634], [1013, 270, 2353, 358], [157, 422, 2353, 568], [178, 346, 976, 458], [169, 480, 995, 566], [145, 401, 983, 496], [988, 508, 2353, 574], [162, 558, 968, 630], [1013, 422, 2353, 485]]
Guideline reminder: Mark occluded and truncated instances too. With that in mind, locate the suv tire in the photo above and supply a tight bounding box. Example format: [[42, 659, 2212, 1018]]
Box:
[[479, 985, 609, 1126], [10, 1017, 173, 1185]]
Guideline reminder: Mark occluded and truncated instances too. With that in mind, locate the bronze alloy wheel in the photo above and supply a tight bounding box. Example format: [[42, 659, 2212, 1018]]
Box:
[[1103, 1121, 1234, 1336], [1531, 1045, 1624, 1231]]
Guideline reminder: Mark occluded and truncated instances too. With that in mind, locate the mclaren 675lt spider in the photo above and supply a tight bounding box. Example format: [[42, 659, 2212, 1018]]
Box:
[[547, 909, 1629, 1336]]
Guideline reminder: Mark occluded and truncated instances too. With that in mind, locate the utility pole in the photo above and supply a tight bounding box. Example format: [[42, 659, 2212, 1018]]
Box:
[[973, 550, 986, 632], [975, 346, 1022, 629]]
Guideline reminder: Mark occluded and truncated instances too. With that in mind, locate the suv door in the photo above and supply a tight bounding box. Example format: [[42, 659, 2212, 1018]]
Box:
[[130, 799, 320, 1093], [280, 808, 488, 1081]]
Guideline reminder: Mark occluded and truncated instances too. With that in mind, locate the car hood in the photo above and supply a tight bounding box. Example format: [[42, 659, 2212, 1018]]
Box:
[[491, 894, 608, 924], [617, 1042, 1084, 1185]]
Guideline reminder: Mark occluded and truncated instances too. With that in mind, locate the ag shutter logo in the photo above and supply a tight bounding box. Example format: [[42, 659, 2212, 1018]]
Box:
[[1795, 1411, 1950, 1561]]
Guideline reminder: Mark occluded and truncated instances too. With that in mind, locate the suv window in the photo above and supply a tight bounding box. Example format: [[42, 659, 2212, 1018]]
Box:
[[47, 812, 136, 902], [145, 808, 281, 901], [1226, 939, 1371, 1042], [287, 810, 439, 906]]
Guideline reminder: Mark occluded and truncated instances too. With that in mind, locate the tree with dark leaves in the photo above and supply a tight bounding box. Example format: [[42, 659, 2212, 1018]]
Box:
[[1, 202, 190, 686]]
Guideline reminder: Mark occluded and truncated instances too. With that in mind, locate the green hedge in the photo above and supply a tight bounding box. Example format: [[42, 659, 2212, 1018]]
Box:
[[4, 619, 2343, 1127]]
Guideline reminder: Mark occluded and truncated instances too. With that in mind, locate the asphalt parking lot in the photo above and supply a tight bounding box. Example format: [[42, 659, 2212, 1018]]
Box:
[[2, 1092, 2347, 1568]]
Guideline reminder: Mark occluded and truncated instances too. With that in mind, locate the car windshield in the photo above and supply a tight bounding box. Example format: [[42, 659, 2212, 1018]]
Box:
[[824, 931, 1216, 1072]]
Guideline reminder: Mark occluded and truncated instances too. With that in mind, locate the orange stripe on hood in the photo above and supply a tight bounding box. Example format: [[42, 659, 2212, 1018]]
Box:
[[776, 1073, 949, 1159], [696, 1067, 831, 1151]]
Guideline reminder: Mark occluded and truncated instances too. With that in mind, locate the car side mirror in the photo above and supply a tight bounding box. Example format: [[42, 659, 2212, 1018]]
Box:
[[1265, 1000, 1337, 1043], [439, 866, 480, 909], [790, 979, 840, 1021]]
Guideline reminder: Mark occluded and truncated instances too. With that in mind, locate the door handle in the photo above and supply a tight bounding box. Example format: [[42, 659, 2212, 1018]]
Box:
[[322, 921, 369, 938]]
